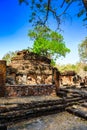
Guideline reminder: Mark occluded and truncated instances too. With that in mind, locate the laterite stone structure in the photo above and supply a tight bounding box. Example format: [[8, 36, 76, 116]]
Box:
[[0, 60, 6, 97], [0, 51, 60, 97]]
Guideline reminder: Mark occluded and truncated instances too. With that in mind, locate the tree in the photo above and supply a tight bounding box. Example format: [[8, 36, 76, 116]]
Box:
[[19, 0, 87, 28], [2, 51, 17, 65], [28, 25, 70, 63], [78, 37, 87, 63], [83, 65, 87, 71], [57, 64, 77, 72]]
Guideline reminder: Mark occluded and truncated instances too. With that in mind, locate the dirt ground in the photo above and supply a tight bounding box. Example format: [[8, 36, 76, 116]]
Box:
[[8, 112, 87, 130]]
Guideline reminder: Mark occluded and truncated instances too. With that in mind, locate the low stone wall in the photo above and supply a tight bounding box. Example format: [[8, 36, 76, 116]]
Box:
[[5, 84, 56, 97]]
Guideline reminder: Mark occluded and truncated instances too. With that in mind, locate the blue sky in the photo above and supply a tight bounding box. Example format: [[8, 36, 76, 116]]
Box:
[[0, 0, 87, 64]]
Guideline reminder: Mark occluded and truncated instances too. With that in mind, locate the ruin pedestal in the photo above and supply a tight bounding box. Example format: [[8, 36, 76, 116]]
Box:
[[0, 60, 6, 97]]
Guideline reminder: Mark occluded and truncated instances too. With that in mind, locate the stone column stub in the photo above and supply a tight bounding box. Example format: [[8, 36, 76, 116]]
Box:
[[0, 60, 6, 97]]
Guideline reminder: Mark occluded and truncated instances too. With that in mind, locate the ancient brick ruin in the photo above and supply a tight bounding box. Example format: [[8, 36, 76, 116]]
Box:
[[6, 50, 53, 85], [0, 51, 60, 97], [1, 50, 86, 97], [60, 71, 76, 86], [60, 71, 87, 87]]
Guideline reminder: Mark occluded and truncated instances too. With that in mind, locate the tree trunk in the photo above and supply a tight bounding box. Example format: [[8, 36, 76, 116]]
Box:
[[82, 0, 87, 10]]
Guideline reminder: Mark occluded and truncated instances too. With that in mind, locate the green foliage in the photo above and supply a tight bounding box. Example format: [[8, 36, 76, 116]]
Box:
[[57, 64, 77, 72], [83, 65, 87, 71], [2, 51, 17, 65], [56, 62, 87, 74], [78, 37, 87, 63], [50, 59, 56, 66], [56, 62, 83, 73], [28, 25, 70, 62]]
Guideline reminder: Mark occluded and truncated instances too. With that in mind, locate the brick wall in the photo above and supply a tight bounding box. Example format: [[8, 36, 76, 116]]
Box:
[[5, 84, 56, 97]]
